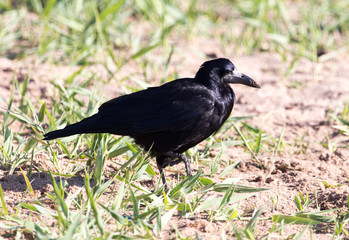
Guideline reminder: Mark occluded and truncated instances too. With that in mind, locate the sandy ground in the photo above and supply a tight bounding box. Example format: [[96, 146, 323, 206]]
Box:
[[0, 41, 348, 239]]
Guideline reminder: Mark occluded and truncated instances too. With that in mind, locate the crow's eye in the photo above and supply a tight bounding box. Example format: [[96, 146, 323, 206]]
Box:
[[221, 69, 232, 77]]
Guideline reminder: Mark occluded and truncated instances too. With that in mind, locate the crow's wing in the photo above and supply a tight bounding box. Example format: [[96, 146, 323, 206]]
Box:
[[96, 82, 215, 135]]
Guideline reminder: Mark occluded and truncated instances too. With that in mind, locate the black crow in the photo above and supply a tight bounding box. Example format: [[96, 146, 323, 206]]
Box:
[[44, 58, 260, 189]]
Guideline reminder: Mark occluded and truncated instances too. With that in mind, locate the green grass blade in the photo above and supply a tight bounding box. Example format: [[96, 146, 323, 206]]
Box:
[[38, 102, 46, 123], [220, 160, 241, 177], [19, 168, 35, 197], [0, 184, 8, 216], [129, 185, 139, 217], [100, 0, 125, 20], [24, 137, 37, 153], [84, 173, 105, 235], [155, 206, 177, 232], [99, 204, 125, 224], [213, 184, 268, 193], [42, 0, 57, 17], [56, 140, 71, 159], [48, 171, 68, 218], [274, 124, 285, 154], [232, 122, 263, 168], [217, 183, 234, 211], [131, 42, 160, 59], [94, 141, 106, 185], [62, 210, 84, 240], [272, 214, 326, 225]]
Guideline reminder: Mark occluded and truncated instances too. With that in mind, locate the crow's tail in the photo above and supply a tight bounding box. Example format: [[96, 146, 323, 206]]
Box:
[[43, 114, 100, 140]]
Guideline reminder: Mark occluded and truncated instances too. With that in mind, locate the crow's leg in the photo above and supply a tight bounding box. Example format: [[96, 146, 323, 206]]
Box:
[[161, 153, 192, 176], [156, 153, 192, 191], [156, 156, 170, 191], [182, 155, 192, 177]]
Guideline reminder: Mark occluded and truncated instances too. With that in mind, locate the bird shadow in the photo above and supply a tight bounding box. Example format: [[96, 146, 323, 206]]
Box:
[[0, 171, 86, 193]]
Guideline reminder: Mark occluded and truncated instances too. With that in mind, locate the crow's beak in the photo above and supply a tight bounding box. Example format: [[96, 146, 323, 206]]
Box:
[[226, 70, 261, 88]]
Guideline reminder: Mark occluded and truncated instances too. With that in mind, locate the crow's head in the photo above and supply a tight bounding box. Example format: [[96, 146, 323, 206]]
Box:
[[196, 58, 260, 89]]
